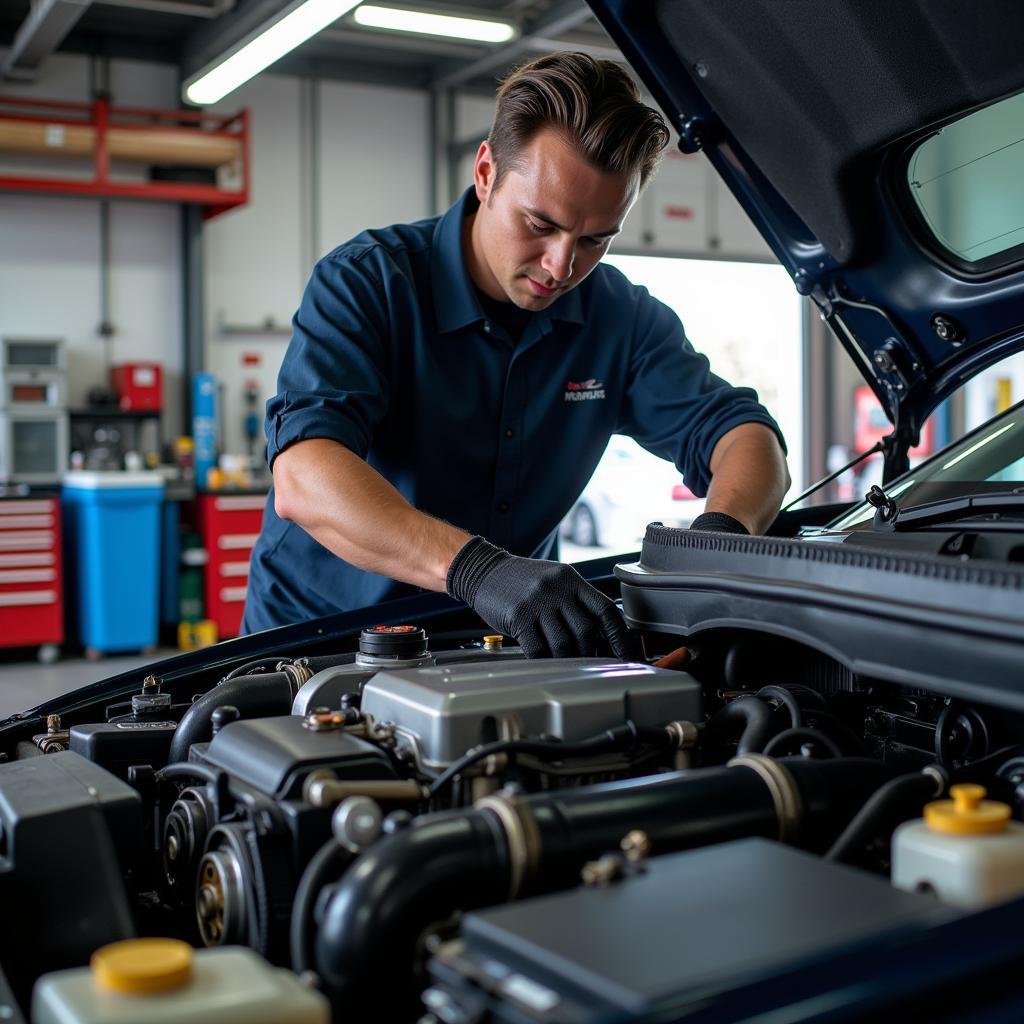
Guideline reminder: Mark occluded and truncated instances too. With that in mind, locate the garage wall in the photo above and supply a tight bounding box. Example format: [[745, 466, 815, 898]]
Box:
[[453, 93, 773, 260], [1, 50, 778, 457], [203, 75, 431, 452], [0, 55, 185, 435]]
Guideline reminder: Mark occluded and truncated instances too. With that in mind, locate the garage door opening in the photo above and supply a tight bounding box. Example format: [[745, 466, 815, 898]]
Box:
[[561, 254, 805, 562]]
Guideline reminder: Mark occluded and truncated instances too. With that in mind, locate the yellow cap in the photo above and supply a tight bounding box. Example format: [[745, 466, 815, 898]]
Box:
[[924, 783, 1011, 836], [483, 634, 503, 647], [91, 938, 193, 995]]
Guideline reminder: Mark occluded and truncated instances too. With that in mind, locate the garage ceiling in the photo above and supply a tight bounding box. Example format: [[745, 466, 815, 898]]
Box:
[[0, 0, 618, 95]]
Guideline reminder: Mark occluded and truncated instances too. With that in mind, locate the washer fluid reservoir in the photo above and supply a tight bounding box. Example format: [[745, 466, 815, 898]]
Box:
[[892, 784, 1024, 909], [32, 940, 329, 1024]]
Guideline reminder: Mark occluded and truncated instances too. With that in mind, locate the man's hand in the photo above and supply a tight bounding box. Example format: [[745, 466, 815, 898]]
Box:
[[447, 536, 634, 660], [689, 511, 749, 535]]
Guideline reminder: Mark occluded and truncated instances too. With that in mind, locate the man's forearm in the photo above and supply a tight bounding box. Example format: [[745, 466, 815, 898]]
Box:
[[272, 438, 471, 591], [704, 423, 790, 535]]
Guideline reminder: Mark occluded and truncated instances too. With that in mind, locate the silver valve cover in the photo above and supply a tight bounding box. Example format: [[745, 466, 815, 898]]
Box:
[[359, 658, 701, 771]]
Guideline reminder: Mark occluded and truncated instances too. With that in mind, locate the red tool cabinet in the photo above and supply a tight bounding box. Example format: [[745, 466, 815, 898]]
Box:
[[0, 497, 63, 650], [197, 493, 265, 640]]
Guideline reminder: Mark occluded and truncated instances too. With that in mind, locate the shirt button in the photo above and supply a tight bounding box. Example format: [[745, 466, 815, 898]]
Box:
[[483, 321, 492, 333], [498, 501, 510, 512], [505, 428, 514, 439]]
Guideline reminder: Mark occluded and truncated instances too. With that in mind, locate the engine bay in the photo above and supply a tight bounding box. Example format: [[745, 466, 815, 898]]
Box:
[[2, 585, 1024, 1024], [4, 573, 1024, 1024]]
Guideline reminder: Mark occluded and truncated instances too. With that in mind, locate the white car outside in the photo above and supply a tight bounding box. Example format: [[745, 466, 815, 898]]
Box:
[[561, 435, 705, 555]]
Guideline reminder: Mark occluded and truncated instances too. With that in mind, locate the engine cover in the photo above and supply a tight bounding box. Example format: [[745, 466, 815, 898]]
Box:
[[200, 716, 398, 799], [360, 658, 701, 770]]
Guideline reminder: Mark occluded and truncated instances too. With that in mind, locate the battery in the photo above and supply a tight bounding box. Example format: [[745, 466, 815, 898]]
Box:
[[425, 838, 952, 1023]]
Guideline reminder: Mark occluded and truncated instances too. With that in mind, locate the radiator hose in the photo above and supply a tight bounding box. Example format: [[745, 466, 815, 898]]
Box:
[[167, 671, 296, 763]]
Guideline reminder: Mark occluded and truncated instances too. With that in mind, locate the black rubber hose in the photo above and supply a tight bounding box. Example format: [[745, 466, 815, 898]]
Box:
[[706, 696, 776, 754], [315, 757, 896, 1017], [291, 839, 353, 974], [316, 810, 511, 1014], [825, 769, 945, 864], [299, 653, 364, 674], [756, 685, 803, 728], [221, 657, 289, 682], [763, 727, 842, 759], [428, 722, 673, 797], [158, 762, 225, 787], [168, 671, 296, 763], [802, 708, 868, 755]]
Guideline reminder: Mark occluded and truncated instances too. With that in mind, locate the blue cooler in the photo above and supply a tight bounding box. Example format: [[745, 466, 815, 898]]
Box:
[[62, 471, 165, 653]]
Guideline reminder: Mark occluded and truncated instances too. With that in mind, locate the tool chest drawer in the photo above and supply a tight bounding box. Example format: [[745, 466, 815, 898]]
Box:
[[0, 497, 63, 647], [197, 493, 266, 639]]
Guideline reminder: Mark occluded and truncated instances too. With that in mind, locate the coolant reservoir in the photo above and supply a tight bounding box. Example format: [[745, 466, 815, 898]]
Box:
[[892, 783, 1024, 909], [32, 940, 329, 1024]]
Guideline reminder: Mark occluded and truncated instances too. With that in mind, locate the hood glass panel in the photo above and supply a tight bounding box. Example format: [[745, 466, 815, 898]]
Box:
[[908, 90, 1024, 267]]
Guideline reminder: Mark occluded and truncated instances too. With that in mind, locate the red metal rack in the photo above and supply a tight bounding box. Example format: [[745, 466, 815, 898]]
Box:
[[0, 95, 249, 219]]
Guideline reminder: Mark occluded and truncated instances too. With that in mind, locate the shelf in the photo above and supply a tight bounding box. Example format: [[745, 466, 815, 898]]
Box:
[[0, 96, 249, 219]]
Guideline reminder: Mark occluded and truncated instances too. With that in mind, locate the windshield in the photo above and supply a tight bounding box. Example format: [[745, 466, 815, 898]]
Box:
[[828, 401, 1024, 531], [908, 89, 1024, 268]]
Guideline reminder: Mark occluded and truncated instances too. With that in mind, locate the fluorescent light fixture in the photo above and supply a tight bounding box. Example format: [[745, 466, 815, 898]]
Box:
[[184, 0, 360, 105], [353, 4, 516, 43]]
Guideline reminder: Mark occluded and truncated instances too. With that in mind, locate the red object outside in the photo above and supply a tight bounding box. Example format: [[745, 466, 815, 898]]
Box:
[[198, 493, 265, 639], [854, 386, 934, 457], [0, 498, 64, 649], [0, 95, 249, 220], [111, 362, 163, 411], [672, 483, 697, 501]]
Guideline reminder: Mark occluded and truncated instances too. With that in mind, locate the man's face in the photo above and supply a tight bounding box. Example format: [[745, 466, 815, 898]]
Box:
[[467, 129, 638, 310]]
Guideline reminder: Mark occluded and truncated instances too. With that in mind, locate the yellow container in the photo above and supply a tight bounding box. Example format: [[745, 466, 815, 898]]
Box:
[[177, 619, 218, 651]]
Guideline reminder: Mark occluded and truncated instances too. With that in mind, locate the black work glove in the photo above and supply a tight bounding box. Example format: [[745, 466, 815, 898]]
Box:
[[447, 536, 635, 660], [688, 511, 750, 535]]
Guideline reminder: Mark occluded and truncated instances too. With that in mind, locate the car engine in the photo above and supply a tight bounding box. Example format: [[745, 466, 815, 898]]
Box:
[[3, 538, 1024, 1022]]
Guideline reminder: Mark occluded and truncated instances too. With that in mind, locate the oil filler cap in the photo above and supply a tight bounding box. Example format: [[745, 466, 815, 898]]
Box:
[[92, 938, 193, 994], [924, 783, 1011, 836], [359, 624, 427, 660]]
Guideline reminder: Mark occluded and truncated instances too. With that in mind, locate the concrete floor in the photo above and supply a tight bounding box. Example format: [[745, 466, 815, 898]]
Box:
[[0, 648, 178, 719]]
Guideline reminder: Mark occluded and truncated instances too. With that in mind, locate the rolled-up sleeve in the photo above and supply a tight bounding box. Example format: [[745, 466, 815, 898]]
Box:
[[265, 249, 390, 467], [615, 288, 787, 497]]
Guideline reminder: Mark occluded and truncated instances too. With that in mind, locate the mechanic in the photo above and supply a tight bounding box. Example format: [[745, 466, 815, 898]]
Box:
[[241, 52, 790, 657]]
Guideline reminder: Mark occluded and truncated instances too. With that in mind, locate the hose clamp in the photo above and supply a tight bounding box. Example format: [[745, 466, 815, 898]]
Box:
[[475, 793, 541, 901], [728, 753, 803, 843], [282, 661, 314, 693]]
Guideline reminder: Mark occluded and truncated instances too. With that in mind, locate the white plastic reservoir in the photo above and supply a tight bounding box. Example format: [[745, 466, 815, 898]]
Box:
[[32, 939, 329, 1024], [892, 783, 1024, 910]]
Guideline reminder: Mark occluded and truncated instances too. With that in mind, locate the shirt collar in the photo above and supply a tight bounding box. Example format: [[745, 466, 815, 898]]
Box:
[[431, 187, 584, 335]]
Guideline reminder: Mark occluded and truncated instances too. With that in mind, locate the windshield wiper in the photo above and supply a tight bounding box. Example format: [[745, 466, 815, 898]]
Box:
[[867, 485, 1024, 532]]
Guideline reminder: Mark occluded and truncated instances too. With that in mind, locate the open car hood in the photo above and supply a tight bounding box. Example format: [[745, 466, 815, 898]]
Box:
[[588, 0, 1024, 476]]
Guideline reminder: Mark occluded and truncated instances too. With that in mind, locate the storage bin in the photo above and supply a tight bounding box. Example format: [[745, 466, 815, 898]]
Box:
[[62, 471, 164, 653]]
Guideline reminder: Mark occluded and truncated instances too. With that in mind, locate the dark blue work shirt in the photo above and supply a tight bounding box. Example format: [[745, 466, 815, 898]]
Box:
[[242, 189, 784, 632]]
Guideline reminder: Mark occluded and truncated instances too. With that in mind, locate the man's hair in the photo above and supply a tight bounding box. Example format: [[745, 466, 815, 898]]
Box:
[[488, 52, 670, 191]]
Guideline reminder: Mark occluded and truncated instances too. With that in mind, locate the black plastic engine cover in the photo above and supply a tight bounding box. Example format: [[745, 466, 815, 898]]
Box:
[[70, 721, 178, 780], [616, 525, 1024, 708], [0, 753, 139, 996], [426, 838, 952, 1023], [199, 715, 398, 799]]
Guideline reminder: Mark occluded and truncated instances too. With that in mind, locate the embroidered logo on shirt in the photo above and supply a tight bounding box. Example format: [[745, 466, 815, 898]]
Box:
[[564, 379, 606, 402]]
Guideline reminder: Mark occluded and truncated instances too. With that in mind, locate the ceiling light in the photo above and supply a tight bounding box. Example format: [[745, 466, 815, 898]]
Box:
[[352, 5, 516, 43], [184, 0, 361, 106]]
